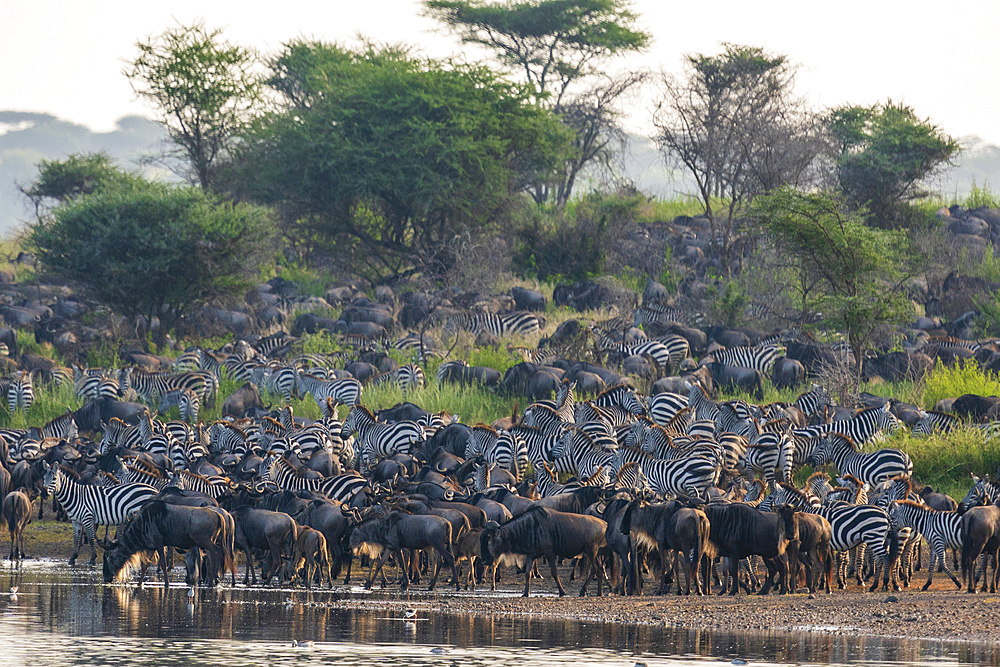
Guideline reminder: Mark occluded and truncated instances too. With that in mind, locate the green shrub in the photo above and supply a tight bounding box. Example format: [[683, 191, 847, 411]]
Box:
[[921, 361, 1000, 410]]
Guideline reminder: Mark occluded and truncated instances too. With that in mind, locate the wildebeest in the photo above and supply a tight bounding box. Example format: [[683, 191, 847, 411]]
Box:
[[781, 508, 833, 595], [102, 500, 235, 588], [3, 490, 32, 562], [231, 506, 299, 586], [287, 526, 331, 588], [961, 502, 1000, 593], [73, 397, 148, 433], [480, 506, 607, 597], [701, 502, 798, 595], [342, 507, 460, 592], [621, 498, 710, 595], [704, 361, 764, 401], [221, 382, 265, 418]]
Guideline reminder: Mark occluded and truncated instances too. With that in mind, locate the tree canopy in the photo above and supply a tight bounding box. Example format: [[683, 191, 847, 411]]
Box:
[[829, 101, 959, 227], [125, 22, 262, 190], [653, 44, 826, 275], [750, 187, 922, 384], [224, 41, 572, 281], [28, 162, 276, 346]]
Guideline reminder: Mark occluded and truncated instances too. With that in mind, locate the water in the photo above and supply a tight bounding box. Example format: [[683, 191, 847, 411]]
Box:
[[0, 560, 995, 667]]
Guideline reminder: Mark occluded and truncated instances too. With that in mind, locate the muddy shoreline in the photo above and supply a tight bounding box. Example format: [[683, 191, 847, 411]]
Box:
[[17, 520, 999, 646]]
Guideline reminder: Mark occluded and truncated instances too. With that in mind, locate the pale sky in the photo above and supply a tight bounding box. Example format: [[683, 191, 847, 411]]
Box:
[[3, 0, 1000, 143]]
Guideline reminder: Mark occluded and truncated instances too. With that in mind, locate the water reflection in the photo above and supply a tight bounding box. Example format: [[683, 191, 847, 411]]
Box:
[[0, 561, 993, 667]]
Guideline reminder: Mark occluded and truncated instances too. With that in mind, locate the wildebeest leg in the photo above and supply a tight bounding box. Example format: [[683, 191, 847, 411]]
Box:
[[548, 555, 567, 596], [365, 549, 390, 590], [522, 557, 534, 597], [757, 557, 779, 595], [728, 556, 740, 595]]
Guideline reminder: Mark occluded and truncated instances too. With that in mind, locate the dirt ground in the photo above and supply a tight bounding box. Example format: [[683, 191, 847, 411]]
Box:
[[14, 520, 1000, 644]]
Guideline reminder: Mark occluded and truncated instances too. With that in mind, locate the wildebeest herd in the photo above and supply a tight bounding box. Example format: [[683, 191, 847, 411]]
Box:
[[1, 307, 999, 600]]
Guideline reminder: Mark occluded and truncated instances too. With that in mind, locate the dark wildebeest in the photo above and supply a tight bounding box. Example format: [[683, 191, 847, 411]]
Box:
[[221, 382, 265, 418], [776, 505, 833, 595], [704, 361, 764, 401], [342, 507, 460, 592], [3, 490, 32, 562], [73, 397, 148, 433], [296, 499, 351, 582], [286, 526, 331, 588], [962, 503, 1000, 593], [480, 506, 607, 597], [231, 506, 298, 586], [701, 502, 798, 595], [102, 500, 235, 588], [620, 499, 710, 595]]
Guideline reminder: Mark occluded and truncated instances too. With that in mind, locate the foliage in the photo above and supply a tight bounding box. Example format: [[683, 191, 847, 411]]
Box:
[[424, 0, 650, 208], [921, 360, 1000, 410], [828, 101, 959, 228], [20, 152, 140, 218], [513, 191, 643, 281], [227, 41, 572, 281], [653, 44, 827, 275], [28, 172, 277, 347], [125, 22, 262, 189], [962, 179, 1000, 210], [890, 429, 1000, 501], [751, 187, 921, 383], [709, 281, 747, 328]]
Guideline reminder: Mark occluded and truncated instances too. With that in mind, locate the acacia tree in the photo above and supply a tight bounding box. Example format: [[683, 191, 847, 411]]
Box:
[[829, 101, 959, 228], [224, 41, 571, 281], [653, 44, 827, 275], [28, 161, 276, 347], [125, 22, 261, 190], [750, 187, 922, 387], [423, 0, 650, 207], [19, 152, 139, 222]]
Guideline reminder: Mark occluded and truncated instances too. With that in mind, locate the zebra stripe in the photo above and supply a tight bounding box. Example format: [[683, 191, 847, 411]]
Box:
[[450, 311, 540, 337], [810, 433, 913, 486]]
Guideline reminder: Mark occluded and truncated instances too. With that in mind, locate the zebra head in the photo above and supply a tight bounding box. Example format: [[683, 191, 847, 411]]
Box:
[[40, 461, 61, 497], [878, 403, 901, 434]]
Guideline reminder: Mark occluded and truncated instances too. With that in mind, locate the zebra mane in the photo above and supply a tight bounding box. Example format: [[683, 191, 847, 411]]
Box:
[[126, 457, 168, 478], [806, 471, 830, 484], [890, 474, 915, 496], [663, 408, 692, 433], [173, 468, 214, 484], [351, 404, 377, 420], [57, 464, 82, 481], [472, 424, 498, 436], [583, 466, 605, 486], [776, 482, 812, 505], [827, 432, 859, 451], [894, 498, 934, 512], [595, 383, 631, 401], [839, 473, 862, 488]]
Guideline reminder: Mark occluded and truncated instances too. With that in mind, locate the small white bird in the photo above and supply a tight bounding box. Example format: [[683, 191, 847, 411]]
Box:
[[9, 587, 17, 595], [404, 609, 417, 619], [291, 640, 314, 649], [430, 648, 448, 655], [187, 587, 195, 599]]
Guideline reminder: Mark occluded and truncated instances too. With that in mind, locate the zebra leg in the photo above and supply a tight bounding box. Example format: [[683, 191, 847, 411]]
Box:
[[69, 523, 83, 566], [85, 520, 99, 566], [922, 546, 938, 591]]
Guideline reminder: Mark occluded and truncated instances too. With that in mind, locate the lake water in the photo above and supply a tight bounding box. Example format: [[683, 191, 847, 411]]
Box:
[[0, 560, 994, 667]]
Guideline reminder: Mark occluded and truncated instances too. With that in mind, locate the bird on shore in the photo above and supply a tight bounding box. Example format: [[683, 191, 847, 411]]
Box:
[[9, 587, 17, 595], [404, 609, 417, 619], [291, 640, 314, 649], [187, 587, 195, 599]]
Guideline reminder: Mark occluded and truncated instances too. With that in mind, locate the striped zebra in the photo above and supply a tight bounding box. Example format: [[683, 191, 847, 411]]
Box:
[[166, 469, 235, 499], [739, 430, 788, 484], [172, 348, 202, 373], [7, 370, 33, 414], [590, 325, 675, 371], [123, 368, 215, 408], [340, 405, 422, 465], [369, 364, 425, 393], [449, 311, 540, 337], [252, 363, 297, 402], [959, 475, 1000, 512], [648, 392, 689, 427], [632, 454, 720, 500], [612, 461, 652, 495], [912, 410, 959, 435], [633, 303, 702, 327], [704, 344, 782, 374], [296, 373, 363, 411], [159, 388, 200, 424], [809, 433, 913, 486], [254, 331, 296, 358], [100, 417, 144, 454], [593, 384, 646, 416], [209, 422, 251, 458], [760, 483, 900, 591], [258, 455, 367, 502], [113, 457, 169, 490], [550, 427, 615, 479], [887, 500, 964, 590], [466, 425, 530, 481], [793, 384, 831, 419], [40, 462, 156, 566]]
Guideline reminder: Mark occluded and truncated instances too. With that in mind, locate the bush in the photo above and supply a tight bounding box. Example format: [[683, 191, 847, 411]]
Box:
[[921, 361, 1000, 409]]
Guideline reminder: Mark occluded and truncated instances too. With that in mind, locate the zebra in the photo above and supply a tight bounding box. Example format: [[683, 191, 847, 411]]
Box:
[[760, 483, 901, 591], [912, 410, 959, 435], [632, 454, 720, 500], [253, 331, 296, 358], [159, 388, 200, 424], [369, 364, 425, 393], [739, 430, 788, 484], [467, 426, 530, 481], [590, 325, 675, 371], [550, 427, 614, 479], [809, 433, 913, 486], [166, 469, 235, 500], [113, 457, 169, 490], [449, 311, 540, 337], [258, 455, 367, 502], [296, 373, 363, 411], [648, 392, 689, 427], [123, 368, 214, 407], [40, 461, 157, 566], [209, 422, 251, 458], [340, 405, 422, 465], [793, 384, 831, 419], [593, 384, 646, 416], [633, 303, 702, 327], [612, 461, 652, 495], [887, 500, 964, 590], [704, 344, 782, 374], [100, 417, 144, 454], [7, 370, 33, 414], [959, 475, 1000, 513]]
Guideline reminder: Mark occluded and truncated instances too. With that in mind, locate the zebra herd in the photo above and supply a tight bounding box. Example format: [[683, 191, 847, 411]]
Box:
[[0, 314, 996, 597]]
